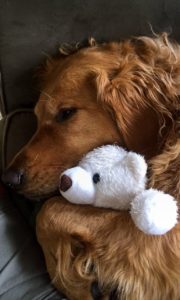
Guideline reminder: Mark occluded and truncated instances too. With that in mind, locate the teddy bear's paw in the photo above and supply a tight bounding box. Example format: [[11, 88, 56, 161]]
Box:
[[130, 189, 178, 235]]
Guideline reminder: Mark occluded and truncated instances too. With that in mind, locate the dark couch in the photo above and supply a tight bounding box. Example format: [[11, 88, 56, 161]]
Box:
[[0, 1, 180, 299]]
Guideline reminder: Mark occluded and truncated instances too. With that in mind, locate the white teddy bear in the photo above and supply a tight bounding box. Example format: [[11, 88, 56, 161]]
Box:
[[59, 145, 178, 235]]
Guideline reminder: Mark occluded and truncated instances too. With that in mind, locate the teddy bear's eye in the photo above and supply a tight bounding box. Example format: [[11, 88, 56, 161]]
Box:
[[93, 173, 100, 184]]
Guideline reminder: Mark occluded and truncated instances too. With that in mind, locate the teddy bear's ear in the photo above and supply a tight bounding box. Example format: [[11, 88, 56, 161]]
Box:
[[123, 152, 148, 182]]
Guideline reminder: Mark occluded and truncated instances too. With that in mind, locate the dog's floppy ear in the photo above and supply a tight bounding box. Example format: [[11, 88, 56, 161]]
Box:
[[94, 35, 180, 159], [95, 68, 160, 158]]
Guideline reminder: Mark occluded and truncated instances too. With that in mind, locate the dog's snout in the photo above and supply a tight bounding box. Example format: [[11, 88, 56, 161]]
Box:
[[60, 174, 72, 192], [1, 169, 24, 189]]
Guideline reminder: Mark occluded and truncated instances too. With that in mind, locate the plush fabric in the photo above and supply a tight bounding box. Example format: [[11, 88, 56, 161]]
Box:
[[60, 145, 178, 235]]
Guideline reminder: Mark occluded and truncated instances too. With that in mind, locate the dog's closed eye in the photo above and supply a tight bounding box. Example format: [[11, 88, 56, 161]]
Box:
[[55, 108, 77, 122]]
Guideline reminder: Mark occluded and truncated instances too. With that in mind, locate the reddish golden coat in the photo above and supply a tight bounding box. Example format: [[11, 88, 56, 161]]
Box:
[[10, 34, 180, 299]]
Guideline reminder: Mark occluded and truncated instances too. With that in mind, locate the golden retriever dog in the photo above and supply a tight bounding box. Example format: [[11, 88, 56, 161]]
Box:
[[3, 34, 180, 300]]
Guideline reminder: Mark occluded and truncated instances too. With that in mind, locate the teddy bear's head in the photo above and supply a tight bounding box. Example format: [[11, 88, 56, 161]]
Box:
[[59, 145, 147, 209]]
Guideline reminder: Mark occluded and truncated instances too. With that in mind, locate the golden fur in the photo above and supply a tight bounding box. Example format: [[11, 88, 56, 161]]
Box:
[[9, 34, 180, 299]]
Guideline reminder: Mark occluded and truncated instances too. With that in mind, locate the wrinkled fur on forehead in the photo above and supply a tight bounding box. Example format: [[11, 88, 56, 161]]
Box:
[[40, 33, 180, 113], [38, 37, 97, 87]]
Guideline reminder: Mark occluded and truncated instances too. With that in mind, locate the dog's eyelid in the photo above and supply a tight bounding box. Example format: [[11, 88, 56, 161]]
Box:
[[55, 107, 77, 122], [34, 106, 39, 116]]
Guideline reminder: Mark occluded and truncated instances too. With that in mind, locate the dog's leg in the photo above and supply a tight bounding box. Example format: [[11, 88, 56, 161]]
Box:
[[36, 197, 115, 300]]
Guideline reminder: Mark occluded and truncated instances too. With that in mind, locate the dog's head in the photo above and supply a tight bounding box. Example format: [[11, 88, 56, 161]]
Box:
[[2, 35, 179, 200]]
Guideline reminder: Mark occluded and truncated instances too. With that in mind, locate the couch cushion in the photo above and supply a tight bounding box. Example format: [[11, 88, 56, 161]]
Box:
[[1, 110, 37, 169], [0, 110, 39, 224], [0, 183, 66, 300], [1, 0, 180, 114]]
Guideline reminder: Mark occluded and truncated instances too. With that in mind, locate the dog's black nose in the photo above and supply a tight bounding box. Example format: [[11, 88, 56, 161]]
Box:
[[1, 169, 24, 188]]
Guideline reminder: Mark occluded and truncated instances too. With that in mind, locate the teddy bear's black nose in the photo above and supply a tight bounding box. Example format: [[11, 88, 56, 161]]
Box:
[[60, 174, 72, 192]]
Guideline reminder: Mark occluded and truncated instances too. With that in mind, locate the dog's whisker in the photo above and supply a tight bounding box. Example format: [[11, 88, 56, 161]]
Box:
[[33, 154, 39, 162], [27, 154, 40, 168], [35, 164, 68, 169], [41, 51, 52, 60], [38, 99, 50, 102], [41, 91, 55, 102]]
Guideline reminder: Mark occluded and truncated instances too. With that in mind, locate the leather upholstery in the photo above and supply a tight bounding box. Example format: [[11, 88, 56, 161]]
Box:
[[0, 0, 180, 114]]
